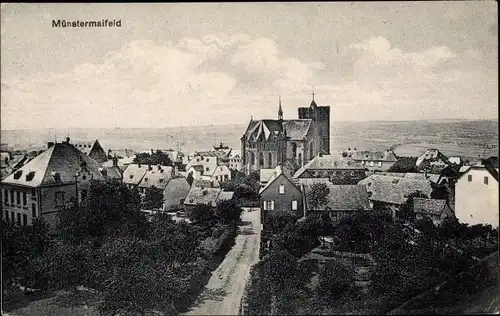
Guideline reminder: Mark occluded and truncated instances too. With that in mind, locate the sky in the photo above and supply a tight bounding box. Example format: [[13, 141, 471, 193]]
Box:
[[1, 2, 498, 129]]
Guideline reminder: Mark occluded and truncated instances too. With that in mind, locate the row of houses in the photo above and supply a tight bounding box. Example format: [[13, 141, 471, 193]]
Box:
[[259, 152, 499, 230], [1, 138, 240, 227]]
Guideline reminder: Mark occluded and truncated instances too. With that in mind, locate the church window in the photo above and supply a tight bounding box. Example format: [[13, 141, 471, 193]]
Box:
[[268, 152, 273, 167], [292, 143, 297, 158], [251, 152, 256, 165], [309, 141, 314, 159], [259, 153, 264, 166]]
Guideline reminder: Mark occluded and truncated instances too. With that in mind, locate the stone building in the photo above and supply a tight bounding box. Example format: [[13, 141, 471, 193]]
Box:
[[241, 94, 330, 175]]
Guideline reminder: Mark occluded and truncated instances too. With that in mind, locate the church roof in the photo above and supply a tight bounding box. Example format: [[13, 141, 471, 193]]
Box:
[[243, 119, 312, 142]]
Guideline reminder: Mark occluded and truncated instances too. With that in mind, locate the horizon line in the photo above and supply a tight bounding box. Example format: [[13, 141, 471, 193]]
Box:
[[1, 118, 497, 132]]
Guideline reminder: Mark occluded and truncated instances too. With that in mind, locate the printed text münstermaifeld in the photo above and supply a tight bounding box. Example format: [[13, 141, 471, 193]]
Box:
[[52, 19, 122, 28]]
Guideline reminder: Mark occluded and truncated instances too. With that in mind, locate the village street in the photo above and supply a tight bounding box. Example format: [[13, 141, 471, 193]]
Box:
[[183, 208, 261, 316]]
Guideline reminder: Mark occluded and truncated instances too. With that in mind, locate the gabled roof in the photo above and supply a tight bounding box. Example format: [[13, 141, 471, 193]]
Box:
[[293, 154, 365, 178], [259, 164, 299, 194], [122, 164, 149, 185], [358, 175, 433, 205], [412, 198, 451, 216], [416, 149, 449, 167], [184, 186, 232, 207], [303, 183, 371, 211], [101, 166, 122, 180], [74, 140, 101, 156], [2, 142, 104, 187], [242, 119, 313, 142], [457, 165, 499, 183], [138, 166, 174, 189]]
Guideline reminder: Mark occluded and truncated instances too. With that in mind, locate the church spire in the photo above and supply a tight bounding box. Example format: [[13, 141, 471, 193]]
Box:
[[310, 88, 318, 108], [278, 96, 283, 120]]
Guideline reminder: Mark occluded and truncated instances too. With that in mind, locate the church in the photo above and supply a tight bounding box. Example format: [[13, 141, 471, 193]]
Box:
[[241, 93, 330, 175]]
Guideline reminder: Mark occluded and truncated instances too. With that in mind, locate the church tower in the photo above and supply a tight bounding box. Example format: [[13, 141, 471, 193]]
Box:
[[298, 90, 331, 154]]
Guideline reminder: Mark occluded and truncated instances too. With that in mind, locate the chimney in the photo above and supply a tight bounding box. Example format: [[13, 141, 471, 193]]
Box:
[[112, 154, 118, 167], [148, 164, 152, 171], [138, 163, 142, 168], [47, 142, 55, 149], [151, 149, 154, 155], [157, 164, 162, 170], [66, 137, 70, 143]]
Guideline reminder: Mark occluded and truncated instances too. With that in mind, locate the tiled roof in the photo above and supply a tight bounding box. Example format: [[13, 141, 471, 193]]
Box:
[[2, 142, 104, 187], [358, 175, 433, 205], [138, 166, 174, 189], [101, 166, 122, 180], [243, 119, 313, 142], [303, 183, 371, 211], [412, 198, 448, 216], [184, 186, 232, 207], [259, 164, 299, 194], [350, 150, 398, 162], [122, 164, 149, 185], [457, 165, 499, 183], [293, 154, 365, 178]]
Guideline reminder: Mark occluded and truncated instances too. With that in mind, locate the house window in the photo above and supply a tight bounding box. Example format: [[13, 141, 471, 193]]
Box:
[[378, 162, 382, 167], [31, 188, 36, 197], [16, 191, 21, 205], [17, 213, 21, 225], [205, 167, 209, 172], [468, 175, 472, 182], [279, 185, 285, 195], [370, 161, 374, 167], [264, 201, 274, 210], [23, 214, 27, 226], [4, 190, 8, 205], [22, 192, 27, 206], [484, 176, 488, 185], [55, 192, 65, 207], [10, 191, 14, 204], [32, 204, 36, 218], [291, 200, 298, 211], [224, 175, 228, 181], [5, 210, 9, 221], [81, 189, 88, 200], [10, 211, 14, 224], [207, 158, 210, 162]]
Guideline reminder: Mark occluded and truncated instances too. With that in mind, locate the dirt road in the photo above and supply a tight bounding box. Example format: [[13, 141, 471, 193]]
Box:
[[183, 208, 261, 315]]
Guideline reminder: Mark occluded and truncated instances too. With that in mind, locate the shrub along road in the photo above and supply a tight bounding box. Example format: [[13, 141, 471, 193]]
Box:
[[183, 208, 261, 316]]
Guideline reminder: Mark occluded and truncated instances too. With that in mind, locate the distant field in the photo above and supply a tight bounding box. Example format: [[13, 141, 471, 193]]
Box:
[[1, 120, 497, 160]]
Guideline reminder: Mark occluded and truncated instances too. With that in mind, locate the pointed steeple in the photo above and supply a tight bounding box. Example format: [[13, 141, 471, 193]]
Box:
[[310, 88, 317, 108], [278, 96, 283, 120]]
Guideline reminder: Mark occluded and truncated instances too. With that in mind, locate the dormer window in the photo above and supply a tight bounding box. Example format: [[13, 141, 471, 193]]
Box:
[[13, 170, 22, 180], [25, 171, 35, 181], [129, 175, 134, 179], [144, 178, 148, 181], [159, 179, 164, 183]]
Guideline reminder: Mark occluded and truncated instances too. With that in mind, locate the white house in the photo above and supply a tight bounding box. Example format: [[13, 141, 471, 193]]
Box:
[[455, 164, 499, 228]]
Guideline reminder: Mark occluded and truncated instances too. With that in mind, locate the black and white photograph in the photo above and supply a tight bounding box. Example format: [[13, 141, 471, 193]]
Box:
[[1, 2, 498, 315]]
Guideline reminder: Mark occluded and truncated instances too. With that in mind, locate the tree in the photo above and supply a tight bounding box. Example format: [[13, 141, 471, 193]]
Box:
[[318, 260, 355, 300], [57, 179, 145, 244], [306, 182, 330, 209], [186, 204, 214, 222], [214, 199, 243, 225], [400, 190, 428, 222], [141, 186, 164, 210], [388, 156, 418, 173]]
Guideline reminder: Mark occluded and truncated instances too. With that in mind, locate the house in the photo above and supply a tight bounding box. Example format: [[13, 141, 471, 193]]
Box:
[[122, 164, 149, 189], [1, 139, 104, 227], [137, 165, 175, 193], [163, 177, 191, 212], [241, 95, 330, 175], [259, 165, 303, 218], [186, 152, 219, 178], [293, 154, 367, 184], [228, 152, 243, 171], [159, 149, 185, 164], [454, 163, 499, 228], [203, 164, 231, 183], [301, 181, 371, 223], [74, 139, 108, 164], [412, 197, 454, 225], [183, 185, 234, 212], [347, 148, 398, 172], [415, 149, 450, 173], [358, 174, 433, 218]]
